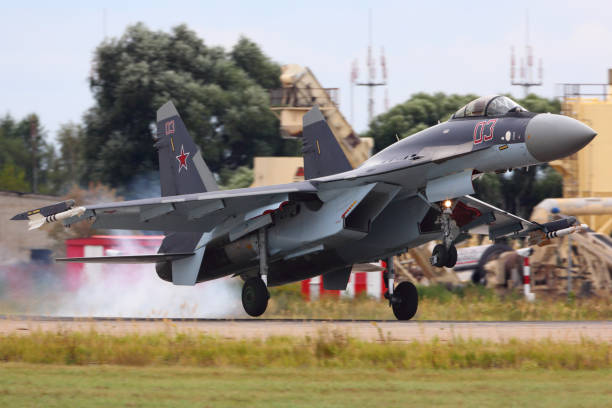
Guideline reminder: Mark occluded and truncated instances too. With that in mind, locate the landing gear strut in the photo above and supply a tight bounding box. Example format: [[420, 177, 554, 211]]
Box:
[[241, 228, 270, 317], [430, 201, 460, 268], [384, 256, 419, 321]]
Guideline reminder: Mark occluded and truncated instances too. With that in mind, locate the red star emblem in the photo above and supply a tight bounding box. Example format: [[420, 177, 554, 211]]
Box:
[[176, 144, 190, 172]]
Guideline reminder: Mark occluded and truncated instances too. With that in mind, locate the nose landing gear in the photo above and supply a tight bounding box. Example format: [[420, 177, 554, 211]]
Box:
[[431, 243, 458, 268], [430, 201, 460, 268]]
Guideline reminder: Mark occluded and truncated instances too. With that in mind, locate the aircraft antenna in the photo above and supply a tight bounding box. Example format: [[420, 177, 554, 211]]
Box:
[[356, 9, 387, 125], [510, 10, 542, 97], [381, 47, 389, 111], [350, 59, 359, 124]]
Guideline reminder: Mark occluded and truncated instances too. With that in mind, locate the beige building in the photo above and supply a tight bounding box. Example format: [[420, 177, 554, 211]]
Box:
[[550, 70, 612, 232], [251, 157, 304, 187], [254, 64, 374, 188], [0, 191, 58, 263]]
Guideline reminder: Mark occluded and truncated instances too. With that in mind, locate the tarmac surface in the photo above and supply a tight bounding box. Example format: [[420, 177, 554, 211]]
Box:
[[1, 316, 610, 343]]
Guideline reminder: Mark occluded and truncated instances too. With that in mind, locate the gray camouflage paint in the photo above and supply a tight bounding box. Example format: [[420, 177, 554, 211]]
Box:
[[26, 98, 596, 288]]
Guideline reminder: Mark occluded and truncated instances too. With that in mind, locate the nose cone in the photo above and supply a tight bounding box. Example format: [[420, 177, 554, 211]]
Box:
[[525, 113, 596, 162]]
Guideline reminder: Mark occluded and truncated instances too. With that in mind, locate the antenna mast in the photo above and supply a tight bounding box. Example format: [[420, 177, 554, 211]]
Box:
[[356, 9, 387, 124], [510, 11, 542, 97]]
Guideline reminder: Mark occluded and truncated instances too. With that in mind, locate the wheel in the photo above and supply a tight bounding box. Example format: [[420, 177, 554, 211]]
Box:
[[431, 244, 448, 267], [471, 243, 513, 285], [392, 281, 419, 321], [242, 277, 269, 317], [445, 245, 458, 268]]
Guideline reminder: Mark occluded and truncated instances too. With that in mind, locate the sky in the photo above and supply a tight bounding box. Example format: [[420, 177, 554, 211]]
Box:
[[1, 0, 611, 140]]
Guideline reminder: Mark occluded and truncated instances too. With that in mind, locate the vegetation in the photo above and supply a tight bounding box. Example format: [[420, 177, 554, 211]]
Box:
[[265, 284, 612, 321], [0, 114, 58, 193], [2, 365, 610, 408], [219, 166, 254, 189], [0, 25, 295, 197], [0, 330, 609, 370], [82, 24, 298, 196]]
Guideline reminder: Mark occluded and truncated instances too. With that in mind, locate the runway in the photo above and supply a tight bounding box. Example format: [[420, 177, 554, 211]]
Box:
[[1, 316, 610, 343]]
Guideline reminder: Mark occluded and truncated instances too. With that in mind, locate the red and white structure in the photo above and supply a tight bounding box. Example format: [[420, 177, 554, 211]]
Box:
[[64, 235, 163, 289], [301, 266, 387, 300], [516, 247, 535, 301]]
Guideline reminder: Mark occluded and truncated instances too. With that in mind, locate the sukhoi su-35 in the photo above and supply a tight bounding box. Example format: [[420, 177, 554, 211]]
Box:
[[12, 95, 596, 319]]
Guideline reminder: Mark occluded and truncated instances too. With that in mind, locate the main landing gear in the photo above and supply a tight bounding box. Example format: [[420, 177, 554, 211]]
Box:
[[384, 256, 419, 320], [430, 200, 460, 268], [242, 277, 269, 317], [242, 228, 270, 317]]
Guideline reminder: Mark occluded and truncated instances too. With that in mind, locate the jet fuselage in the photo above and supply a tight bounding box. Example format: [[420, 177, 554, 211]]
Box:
[[182, 106, 595, 287]]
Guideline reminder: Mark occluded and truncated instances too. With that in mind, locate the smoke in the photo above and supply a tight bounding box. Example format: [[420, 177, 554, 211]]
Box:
[[0, 249, 246, 318], [53, 263, 246, 318], [0, 172, 248, 318]]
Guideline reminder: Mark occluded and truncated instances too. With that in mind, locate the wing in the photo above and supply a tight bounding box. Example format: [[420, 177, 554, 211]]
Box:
[[61, 181, 318, 232]]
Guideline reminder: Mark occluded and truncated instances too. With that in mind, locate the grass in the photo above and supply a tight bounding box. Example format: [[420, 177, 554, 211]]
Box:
[[0, 330, 610, 369], [0, 364, 610, 407], [265, 284, 612, 320]]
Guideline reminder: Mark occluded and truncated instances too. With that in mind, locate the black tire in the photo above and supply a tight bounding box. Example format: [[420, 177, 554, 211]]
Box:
[[445, 245, 458, 268], [432, 244, 448, 267], [392, 281, 419, 321], [471, 243, 513, 285], [242, 277, 269, 317]]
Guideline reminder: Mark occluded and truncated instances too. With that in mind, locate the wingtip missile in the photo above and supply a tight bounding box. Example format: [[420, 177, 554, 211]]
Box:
[[527, 217, 588, 246], [27, 206, 86, 230], [11, 200, 86, 230], [11, 199, 75, 221]]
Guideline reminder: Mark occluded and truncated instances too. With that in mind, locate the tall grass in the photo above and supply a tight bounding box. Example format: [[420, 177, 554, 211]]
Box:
[[266, 284, 612, 320], [0, 330, 609, 369]]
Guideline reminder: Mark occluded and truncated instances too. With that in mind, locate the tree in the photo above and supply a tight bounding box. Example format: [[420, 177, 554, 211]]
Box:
[[0, 162, 29, 192], [230, 36, 281, 90], [219, 166, 253, 190], [55, 123, 85, 187], [0, 113, 57, 194], [83, 24, 292, 195]]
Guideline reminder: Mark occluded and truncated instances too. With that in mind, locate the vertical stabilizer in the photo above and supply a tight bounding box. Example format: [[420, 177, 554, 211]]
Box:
[[302, 106, 352, 179], [155, 101, 218, 196]]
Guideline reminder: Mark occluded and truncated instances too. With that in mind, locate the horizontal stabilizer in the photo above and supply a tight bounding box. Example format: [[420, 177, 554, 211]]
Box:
[[56, 253, 194, 264]]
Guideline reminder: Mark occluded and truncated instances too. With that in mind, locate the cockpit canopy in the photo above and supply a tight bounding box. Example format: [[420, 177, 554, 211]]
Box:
[[452, 95, 526, 119]]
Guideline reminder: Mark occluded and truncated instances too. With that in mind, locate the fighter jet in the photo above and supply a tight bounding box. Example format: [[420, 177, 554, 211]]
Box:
[[12, 95, 595, 320]]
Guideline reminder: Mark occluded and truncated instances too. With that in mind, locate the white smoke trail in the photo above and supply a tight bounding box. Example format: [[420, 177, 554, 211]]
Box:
[[0, 172, 248, 318], [49, 172, 247, 318], [51, 262, 246, 318]]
